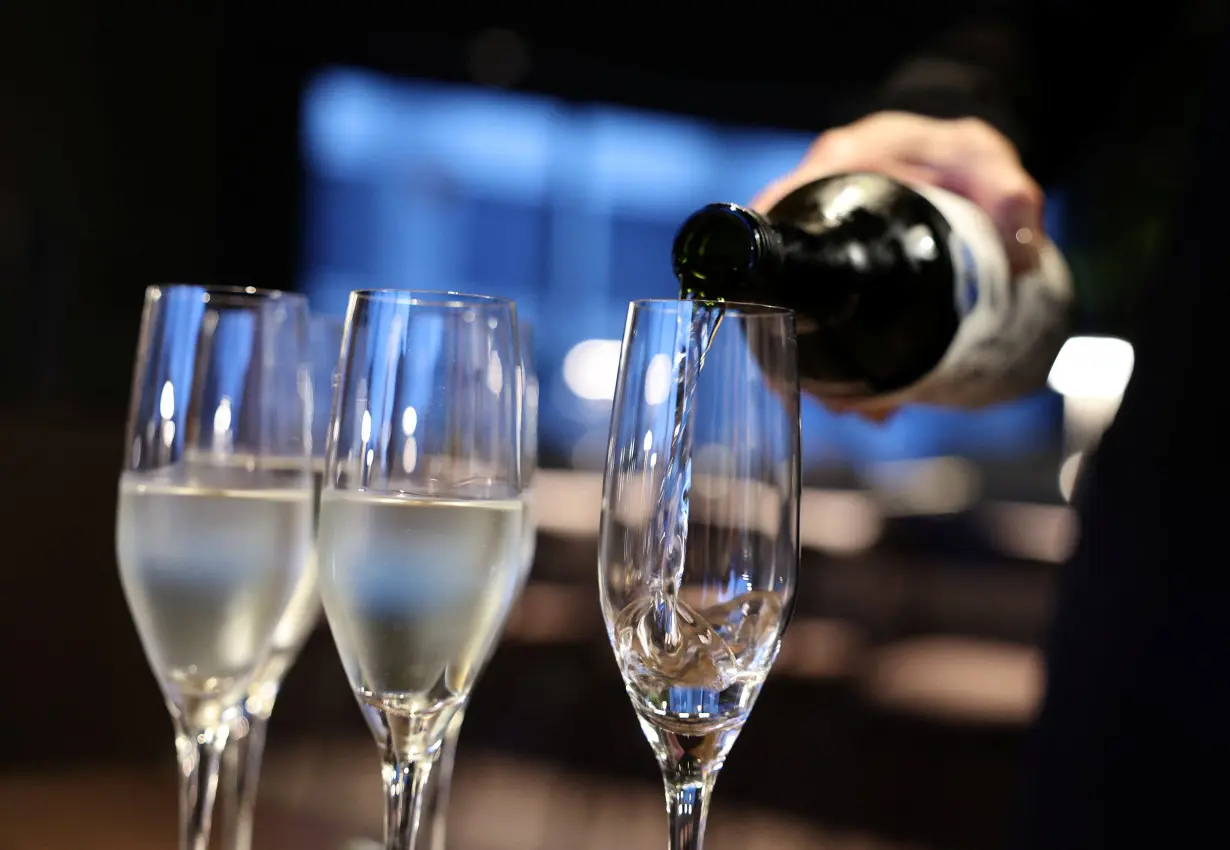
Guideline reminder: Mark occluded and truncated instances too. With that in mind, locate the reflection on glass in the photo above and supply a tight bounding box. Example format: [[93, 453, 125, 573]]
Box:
[[218, 313, 344, 850], [418, 321, 538, 850], [116, 285, 314, 850]]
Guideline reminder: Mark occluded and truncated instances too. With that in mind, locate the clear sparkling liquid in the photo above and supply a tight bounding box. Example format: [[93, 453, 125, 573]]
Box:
[[613, 589, 784, 735]]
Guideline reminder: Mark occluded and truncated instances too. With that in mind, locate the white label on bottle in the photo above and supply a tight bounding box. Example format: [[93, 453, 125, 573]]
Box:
[[887, 183, 1074, 408], [915, 184, 1010, 319]]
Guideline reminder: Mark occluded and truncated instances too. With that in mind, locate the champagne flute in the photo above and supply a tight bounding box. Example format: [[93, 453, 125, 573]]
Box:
[[598, 299, 800, 850], [220, 313, 345, 850], [419, 321, 538, 850], [317, 290, 525, 850], [116, 284, 314, 850]]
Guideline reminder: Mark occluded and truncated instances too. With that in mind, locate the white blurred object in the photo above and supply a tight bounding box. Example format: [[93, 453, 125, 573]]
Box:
[[533, 469, 605, 537], [799, 488, 882, 555], [981, 501, 1077, 563], [1048, 335, 1135, 472], [1047, 336, 1135, 400], [1058, 452, 1084, 504], [562, 339, 622, 401], [864, 456, 981, 517], [863, 636, 1043, 725]]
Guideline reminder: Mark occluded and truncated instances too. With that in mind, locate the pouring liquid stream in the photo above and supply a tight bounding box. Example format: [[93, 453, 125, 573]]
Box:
[[647, 295, 725, 652]]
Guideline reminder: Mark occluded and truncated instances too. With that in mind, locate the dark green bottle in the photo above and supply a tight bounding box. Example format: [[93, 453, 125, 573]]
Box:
[[671, 172, 1073, 407]]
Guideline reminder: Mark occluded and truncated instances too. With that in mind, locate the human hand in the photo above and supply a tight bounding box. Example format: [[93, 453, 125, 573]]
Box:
[[752, 112, 1046, 422]]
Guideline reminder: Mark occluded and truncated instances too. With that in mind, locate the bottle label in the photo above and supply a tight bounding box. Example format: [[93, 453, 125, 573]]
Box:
[[889, 183, 1074, 408]]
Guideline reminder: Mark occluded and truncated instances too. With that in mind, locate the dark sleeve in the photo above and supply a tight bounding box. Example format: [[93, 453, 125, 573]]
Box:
[[1014, 30, 1230, 844], [862, 3, 1201, 185]]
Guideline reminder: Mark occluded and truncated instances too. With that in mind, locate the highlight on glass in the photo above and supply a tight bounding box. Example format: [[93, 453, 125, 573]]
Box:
[[418, 319, 538, 850], [218, 312, 345, 850], [116, 284, 315, 850], [598, 298, 801, 850], [316, 290, 526, 850]]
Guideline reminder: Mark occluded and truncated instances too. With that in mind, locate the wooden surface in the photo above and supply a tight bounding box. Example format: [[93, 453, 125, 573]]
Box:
[[0, 763, 350, 850], [0, 745, 922, 850]]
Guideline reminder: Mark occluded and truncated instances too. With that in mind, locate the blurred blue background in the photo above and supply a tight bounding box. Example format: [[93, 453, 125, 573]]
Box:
[[300, 66, 1064, 478]]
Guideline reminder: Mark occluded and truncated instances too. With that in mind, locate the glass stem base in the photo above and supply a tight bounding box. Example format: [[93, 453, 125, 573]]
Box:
[[173, 719, 230, 850], [665, 776, 716, 850], [221, 705, 273, 850], [640, 716, 739, 850], [382, 746, 436, 850]]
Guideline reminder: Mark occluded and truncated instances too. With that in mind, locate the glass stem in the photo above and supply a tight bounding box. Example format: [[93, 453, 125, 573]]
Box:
[[222, 708, 271, 850], [664, 775, 716, 850], [425, 705, 465, 850], [382, 745, 436, 850], [173, 720, 230, 850], [220, 727, 241, 837]]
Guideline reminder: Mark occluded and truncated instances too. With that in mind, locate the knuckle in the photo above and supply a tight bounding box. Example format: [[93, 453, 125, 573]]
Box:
[[954, 117, 1007, 151], [807, 128, 855, 163], [1020, 179, 1045, 209], [1005, 173, 1045, 209]]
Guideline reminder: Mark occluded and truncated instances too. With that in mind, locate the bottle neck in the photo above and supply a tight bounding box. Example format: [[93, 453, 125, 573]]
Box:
[[672, 203, 782, 301]]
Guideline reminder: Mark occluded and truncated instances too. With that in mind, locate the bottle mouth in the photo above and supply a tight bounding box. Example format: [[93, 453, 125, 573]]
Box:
[[671, 203, 770, 290]]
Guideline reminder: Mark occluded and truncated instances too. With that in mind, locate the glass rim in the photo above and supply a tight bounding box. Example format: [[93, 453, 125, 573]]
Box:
[[628, 298, 794, 320], [349, 289, 515, 310], [146, 283, 307, 302]]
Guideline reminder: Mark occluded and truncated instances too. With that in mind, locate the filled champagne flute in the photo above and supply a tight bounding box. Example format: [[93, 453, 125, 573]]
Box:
[[317, 291, 525, 850], [598, 299, 800, 850], [219, 313, 345, 850], [418, 321, 539, 850], [116, 285, 314, 850]]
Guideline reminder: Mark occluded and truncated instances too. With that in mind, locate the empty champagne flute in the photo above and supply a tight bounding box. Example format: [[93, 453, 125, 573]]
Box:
[[419, 321, 539, 850], [116, 285, 315, 850], [598, 299, 800, 850], [220, 313, 345, 850], [317, 291, 525, 850]]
